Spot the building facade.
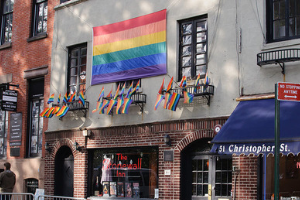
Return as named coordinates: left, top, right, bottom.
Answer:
left=45, top=0, right=300, bottom=200
left=0, top=0, right=56, bottom=194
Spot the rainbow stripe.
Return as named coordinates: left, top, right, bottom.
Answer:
left=179, top=76, right=187, bottom=88
left=129, top=80, right=140, bottom=98
left=183, top=91, right=194, bottom=104
left=158, top=78, right=164, bottom=94
left=114, top=84, right=120, bottom=100
left=163, top=93, right=172, bottom=109
left=57, top=94, right=61, bottom=104
left=69, top=93, right=76, bottom=102
left=106, top=99, right=117, bottom=115
left=56, top=106, right=69, bottom=118
left=167, top=93, right=181, bottom=111
left=116, top=98, right=124, bottom=114
left=92, top=9, right=167, bottom=85
left=92, top=101, right=102, bottom=113
left=97, top=87, right=105, bottom=102
left=79, top=91, right=85, bottom=106
left=53, top=106, right=61, bottom=114
left=47, top=94, right=55, bottom=104
left=106, top=87, right=113, bottom=98
left=67, top=92, right=71, bottom=102
left=122, top=98, right=133, bottom=114
left=45, top=107, right=55, bottom=118
left=154, top=94, right=164, bottom=110
left=166, top=77, right=173, bottom=92
left=126, top=82, right=134, bottom=98
left=99, top=99, right=110, bottom=114
left=63, top=92, right=68, bottom=103
left=40, top=108, right=50, bottom=117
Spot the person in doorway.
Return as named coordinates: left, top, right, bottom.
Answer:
left=0, top=162, right=16, bottom=200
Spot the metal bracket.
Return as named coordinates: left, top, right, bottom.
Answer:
left=276, top=61, right=285, bottom=74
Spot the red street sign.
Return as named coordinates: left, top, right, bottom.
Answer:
left=277, top=82, right=300, bottom=102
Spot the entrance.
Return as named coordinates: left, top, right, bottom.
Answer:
left=54, top=146, right=74, bottom=197
left=181, top=139, right=232, bottom=200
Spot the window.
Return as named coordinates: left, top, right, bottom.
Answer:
left=179, top=16, right=207, bottom=81
left=67, top=44, right=87, bottom=95
left=28, top=78, right=44, bottom=157
left=0, top=110, right=8, bottom=157
left=263, top=154, right=300, bottom=200
left=267, top=0, right=300, bottom=42
left=31, top=0, right=48, bottom=36
left=116, top=79, right=140, bottom=90
left=89, top=147, right=158, bottom=198
left=0, top=0, right=14, bottom=45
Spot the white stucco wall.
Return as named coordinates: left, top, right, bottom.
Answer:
left=48, top=0, right=300, bottom=131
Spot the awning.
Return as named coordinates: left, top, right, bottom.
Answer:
left=211, top=98, right=300, bottom=156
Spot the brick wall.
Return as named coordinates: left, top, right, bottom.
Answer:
left=45, top=118, right=227, bottom=199
left=233, top=155, right=258, bottom=200
left=0, top=0, right=58, bottom=159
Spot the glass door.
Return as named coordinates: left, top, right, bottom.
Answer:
left=192, top=155, right=232, bottom=200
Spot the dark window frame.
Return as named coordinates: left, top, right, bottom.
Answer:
left=27, top=78, right=44, bottom=158
left=67, top=43, right=87, bottom=96
left=178, top=15, right=208, bottom=82
left=0, top=0, right=14, bottom=45
left=0, top=109, right=8, bottom=158
left=31, top=0, right=48, bottom=37
left=60, top=0, right=70, bottom=3
left=266, top=0, right=300, bottom=43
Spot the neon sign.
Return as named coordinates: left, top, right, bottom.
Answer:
left=102, top=153, right=142, bottom=177
left=297, top=162, right=300, bottom=169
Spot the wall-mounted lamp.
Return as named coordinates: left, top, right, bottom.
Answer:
left=45, top=142, right=51, bottom=153
left=164, top=134, right=171, bottom=146
left=82, top=129, right=91, bottom=137
left=73, top=141, right=83, bottom=152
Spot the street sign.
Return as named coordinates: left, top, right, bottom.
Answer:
left=277, top=82, right=300, bottom=102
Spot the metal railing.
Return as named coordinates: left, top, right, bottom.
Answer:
left=0, top=193, right=86, bottom=200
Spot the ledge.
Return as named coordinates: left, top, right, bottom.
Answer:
left=0, top=42, right=12, bottom=50
left=54, top=0, right=88, bottom=11
left=236, top=93, right=275, bottom=101
left=27, top=33, right=48, bottom=43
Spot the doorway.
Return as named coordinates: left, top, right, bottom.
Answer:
left=181, top=138, right=232, bottom=200
left=54, top=146, right=74, bottom=197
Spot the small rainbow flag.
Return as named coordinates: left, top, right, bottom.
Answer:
left=57, top=94, right=61, bottom=104
left=194, top=74, right=201, bottom=93
left=106, top=99, right=117, bottom=115
left=92, top=101, right=102, bottom=113
left=45, top=107, right=55, bottom=118
left=114, top=84, right=120, bottom=100
left=40, top=108, right=50, bottom=117
left=158, top=78, right=164, bottom=94
left=129, top=80, right=140, bottom=97
left=179, top=76, right=187, bottom=88
left=67, top=92, right=71, bottom=102
left=126, top=82, right=134, bottom=98
left=47, top=94, right=55, bottom=104
left=163, top=92, right=172, bottom=109
left=183, top=91, right=194, bottom=103
left=53, top=106, right=61, bottom=114
left=166, top=77, right=173, bottom=92
left=122, top=98, right=133, bottom=114
left=69, top=93, right=76, bottom=102
left=99, top=99, right=110, bottom=114
left=78, top=91, right=85, bottom=106
left=120, top=84, right=126, bottom=96
left=204, top=73, right=209, bottom=85
left=97, top=87, right=105, bottom=102
left=116, top=98, right=124, bottom=114
left=167, top=92, right=181, bottom=111
left=154, top=94, right=164, bottom=110
left=56, top=106, right=69, bottom=118
left=107, top=87, right=113, bottom=98
left=63, top=92, right=68, bottom=103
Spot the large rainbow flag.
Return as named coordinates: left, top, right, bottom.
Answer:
left=92, top=9, right=167, bottom=85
